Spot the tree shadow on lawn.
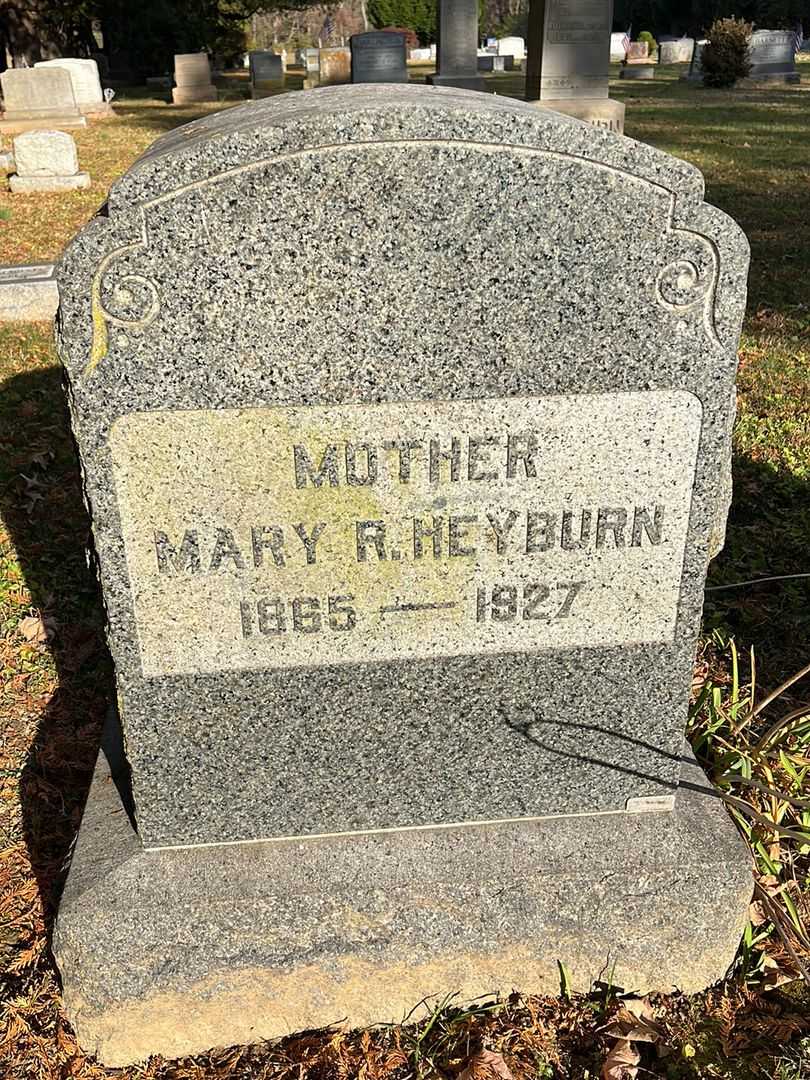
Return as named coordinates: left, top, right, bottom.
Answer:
left=1, top=361, right=808, bottom=942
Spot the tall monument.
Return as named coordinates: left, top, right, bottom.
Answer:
left=427, top=0, right=485, bottom=92
left=525, top=0, right=625, bottom=133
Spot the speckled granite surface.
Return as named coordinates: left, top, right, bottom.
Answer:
left=54, top=735, right=751, bottom=1065
left=55, top=86, right=749, bottom=848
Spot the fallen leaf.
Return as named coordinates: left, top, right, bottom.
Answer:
left=458, top=1049, right=515, bottom=1080
left=601, top=1037, right=640, bottom=1080
left=17, top=614, right=57, bottom=644
left=749, top=900, right=767, bottom=926
left=602, top=998, right=663, bottom=1043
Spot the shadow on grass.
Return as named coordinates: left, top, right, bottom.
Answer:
left=0, top=363, right=112, bottom=943
left=707, top=452, right=810, bottom=688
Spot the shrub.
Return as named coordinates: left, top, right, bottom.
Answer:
left=380, top=24, right=419, bottom=50
left=701, top=17, right=753, bottom=88
left=637, top=30, right=657, bottom=56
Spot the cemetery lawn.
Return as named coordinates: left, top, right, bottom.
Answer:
left=1, top=67, right=810, bottom=1079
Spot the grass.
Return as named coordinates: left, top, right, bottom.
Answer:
left=1, top=62, right=809, bottom=1078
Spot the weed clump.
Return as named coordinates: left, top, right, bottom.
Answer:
left=638, top=30, right=657, bottom=57
left=702, top=18, right=753, bottom=88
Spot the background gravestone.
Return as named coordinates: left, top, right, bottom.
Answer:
left=9, top=129, right=90, bottom=192
left=0, top=68, right=86, bottom=131
left=746, top=30, right=800, bottom=83
left=498, top=35, right=525, bottom=61
left=317, top=46, right=352, bottom=85
left=658, top=37, right=694, bottom=64
left=172, top=52, right=217, bottom=104
left=34, top=58, right=114, bottom=118
left=427, top=0, right=485, bottom=91
left=249, top=50, right=284, bottom=98
left=525, top=0, right=625, bottom=133
left=350, top=31, right=408, bottom=84
left=0, top=263, right=58, bottom=320
left=55, top=84, right=751, bottom=1067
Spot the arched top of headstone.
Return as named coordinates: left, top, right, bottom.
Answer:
left=59, top=84, right=748, bottom=388
left=108, top=85, right=706, bottom=206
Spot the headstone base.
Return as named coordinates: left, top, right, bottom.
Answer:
left=9, top=172, right=91, bottom=192
left=80, top=102, right=116, bottom=118
left=55, top=734, right=750, bottom=1068
left=0, top=115, right=87, bottom=132
left=250, top=82, right=284, bottom=99
left=620, top=65, right=655, bottom=80
left=742, top=72, right=800, bottom=84
left=427, top=74, right=486, bottom=92
left=527, top=97, right=625, bottom=135
left=171, top=86, right=218, bottom=104
left=0, top=263, right=58, bottom=320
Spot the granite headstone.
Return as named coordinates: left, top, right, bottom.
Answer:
left=746, top=29, right=800, bottom=83
left=610, top=31, right=627, bottom=61
left=526, top=0, right=625, bottom=133
left=427, top=0, right=485, bottom=92
left=249, top=51, right=284, bottom=98
left=172, top=53, right=218, bottom=104
left=34, top=58, right=114, bottom=118
left=54, top=83, right=751, bottom=1067
left=9, top=129, right=90, bottom=192
left=318, top=46, right=352, bottom=85
left=0, top=263, right=58, bottom=320
left=498, top=35, right=525, bottom=61
left=351, top=31, right=408, bottom=83
left=658, top=38, right=694, bottom=64
left=0, top=67, right=86, bottom=131
left=625, top=41, right=649, bottom=62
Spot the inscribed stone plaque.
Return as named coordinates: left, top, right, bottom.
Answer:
left=748, top=30, right=799, bottom=80
left=110, top=391, right=700, bottom=677
left=351, top=31, right=408, bottom=83
left=57, top=85, right=749, bottom=849
left=534, top=0, right=612, bottom=99
left=0, top=67, right=81, bottom=120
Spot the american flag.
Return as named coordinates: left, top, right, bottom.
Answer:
left=793, top=25, right=804, bottom=53
left=621, top=31, right=631, bottom=56
left=322, top=12, right=334, bottom=41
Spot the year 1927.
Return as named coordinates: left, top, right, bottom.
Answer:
left=476, top=581, right=586, bottom=622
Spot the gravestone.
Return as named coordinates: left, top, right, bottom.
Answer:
left=477, top=53, right=509, bottom=72
left=172, top=53, right=217, bottom=104
left=610, top=31, right=627, bottom=61
left=683, top=38, right=706, bottom=81
left=526, top=0, right=625, bottom=134
left=620, top=64, right=654, bottom=80
left=427, top=0, right=485, bottom=92
left=0, top=68, right=86, bottom=131
left=351, top=31, right=408, bottom=84
left=318, top=46, right=352, bottom=86
left=55, top=84, right=751, bottom=1067
left=498, top=35, right=525, bottom=61
left=746, top=29, right=800, bottom=83
left=9, top=129, right=90, bottom=192
left=658, top=38, right=694, bottom=64
left=299, top=47, right=319, bottom=73
left=625, top=41, right=649, bottom=62
left=34, top=58, right=114, bottom=118
left=249, top=51, right=284, bottom=98
left=0, top=263, right=58, bottom=320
